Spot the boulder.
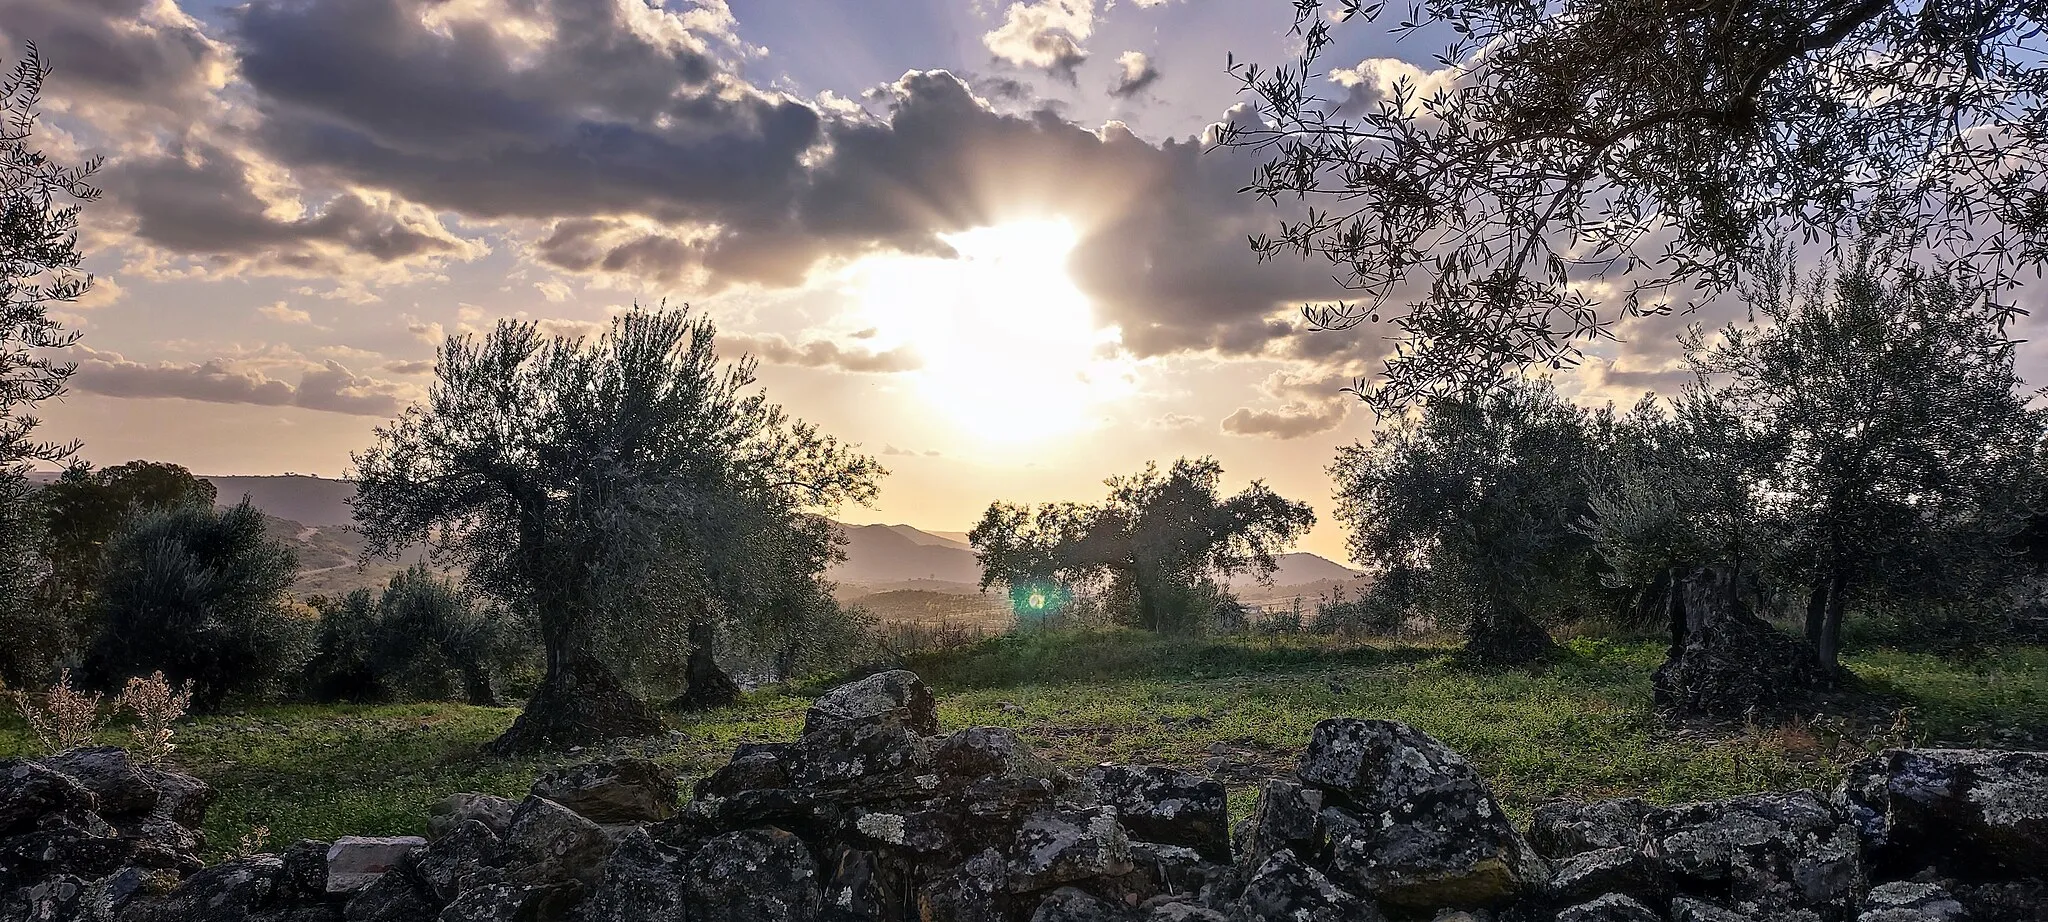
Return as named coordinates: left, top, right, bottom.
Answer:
left=1948, top=878, right=2048, bottom=922
left=529, top=759, right=677, bottom=825
left=1137, top=900, right=1228, bottom=921
left=436, top=881, right=580, bottom=922
left=682, top=827, right=822, bottom=922
left=1668, top=895, right=1758, bottom=922
left=935, top=727, right=1057, bottom=786
left=325, top=837, right=426, bottom=893
left=427, top=794, right=517, bottom=841
left=1858, top=881, right=1966, bottom=922
left=1298, top=719, right=1546, bottom=909
left=1233, top=779, right=1325, bottom=874
left=1837, top=748, right=2048, bottom=879
left=1102, top=841, right=1217, bottom=906
left=3, top=873, right=83, bottom=922
left=847, top=806, right=955, bottom=855
left=1555, top=893, right=1662, bottom=922
left=0, top=758, right=100, bottom=835
left=1528, top=799, right=1653, bottom=859
left=1082, top=765, right=1229, bottom=862
left=413, top=820, right=500, bottom=903
left=819, top=847, right=895, bottom=922
left=341, top=866, right=438, bottom=922
left=280, top=839, right=333, bottom=902
left=497, top=797, right=611, bottom=887
left=1007, top=806, right=1134, bottom=894
left=575, top=828, right=689, bottom=922
left=788, top=714, right=933, bottom=796
left=1031, top=886, right=1135, bottom=922
left=918, top=847, right=1012, bottom=922
left=693, top=746, right=790, bottom=800
left=804, top=670, right=939, bottom=736
left=81, top=866, right=181, bottom=922
left=1546, top=846, right=1660, bottom=906
left=38, top=748, right=159, bottom=819
left=144, top=855, right=287, bottom=922
left=142, top=767, right=216, bottom=830
left=1233, top=849, right=1381, bottom=922
left=1640, top=790, right=1864, bottom=920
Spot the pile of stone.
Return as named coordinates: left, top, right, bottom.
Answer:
left=2, top=668, right=2043, bottom=921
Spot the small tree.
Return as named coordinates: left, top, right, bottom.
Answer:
left=972, top=458, right=1315, bottom=633
left=353, top=307, right=880, bottom=752
left=1686, top=251, right=2047, bottom=674
left=372, top=565, right=506, bottom=706
left=1330, top=379, right=1605, bottom=662
left=82, top=501, right=303, bottom=711
left=304, top=589, right=383, bottom=703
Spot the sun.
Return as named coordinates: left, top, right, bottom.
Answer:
left=852, top=218, right=1131, bottom=444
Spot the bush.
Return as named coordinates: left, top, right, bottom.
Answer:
left=305, top=566, right=529, bottom=706
left=81, top=500, right=305, bottom=710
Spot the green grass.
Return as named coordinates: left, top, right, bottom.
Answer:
left=4, top=630, right=2043, bottom=858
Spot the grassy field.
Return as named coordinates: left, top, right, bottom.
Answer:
left=4, top=630, right=2043, bottom=860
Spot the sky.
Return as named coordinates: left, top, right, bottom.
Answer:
left=8, top=0, right=2044, bottom=561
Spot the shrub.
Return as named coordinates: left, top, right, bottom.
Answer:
left=115, top=671, right=193, bottom=763
left=8, top=669, right=109, bottom=755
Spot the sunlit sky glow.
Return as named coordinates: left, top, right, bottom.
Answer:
left=9, top=0, right=2043, bottom=561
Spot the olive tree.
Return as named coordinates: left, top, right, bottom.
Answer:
left=1224, top=0, right=2047, bottom=408
left=972, top=457, right=1315, bottom=633
left=352, top=307, right=879, bottom=753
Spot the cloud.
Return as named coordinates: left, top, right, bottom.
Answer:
left=383, top=360, right=433, bottom=375
left=1108, top=51, right=1160, bottom=98
left=983, top=0, right=1094, bottom=79
left=71, top=346, right=416, bottom=417
left=0, top=0, right=232, bottom=122
left=1220, top=402, right=1348, bottom=439
left=534, top=280, right=572, bottom=303
left=258, top=301, right=311, bottom=324
left=1143, top=412, right=1200, bottom=430
left=720, top=332, right=921, bottom=373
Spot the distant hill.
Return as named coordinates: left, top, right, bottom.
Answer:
left=207, top=475, right=357, bottom=526
left=1226, top=552, right=1363, bottom=591
left=829, top=523, right=981, bottom=584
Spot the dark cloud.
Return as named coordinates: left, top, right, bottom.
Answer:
left=719, top=332, right=921, bottom=373
left=0, top=0, right=227, bottom=116
left=1108, top=51, right=1160, bottom=98
left=73, top=347, right=414, bottom=416
left=1220, top=402, right=1348, bottom=439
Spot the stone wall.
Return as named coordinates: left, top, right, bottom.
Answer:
left=3, top=669, right=2043, bottom=921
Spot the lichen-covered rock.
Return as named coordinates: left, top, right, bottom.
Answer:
left=684, top=827, right=821, bottom=922
left=3, top=873, right=83, bottom=922
left=436, top=880, right=580, bottom=922
left=1298, top=719, right=1546, bottom=909
left=497, top=797, right=611, bottom=887
left=1099, top=841, right=1217, bottom=907
left=1137, top=899, right=1227, bottom=922
left=1668, top=895, right=1757, bottom=922
left=325, top=837, right=426, bottom=893
left=1547, top=845, right=1660, bottom=906
left=788, top=714, right=933, bottom=797
left=411, top=821, right=498, bottom=904
left=1837, top=748, right=2048, bottom=879
left=144, top=768, right=217, bottom=831
left=341, top=865, right=437, bottom=922
left=1640, top=790, right=1864, bottom=921
left=1233, top=849, right=1381, bottom=922
left=1857, top=881, right=1966, bottom=922
left=575, top=828, right=688, bottom=922
left=847, top=806, right=954, bottom=855
left=694, top=746, right=791, bottom=800
left=529, top=758, right=678, bottom=825
left=144, top=855, right=287, bottom=921
left=1232, top=779, right=1325, bottom=875
left=1528, top=799, right=1653, bottom=859
left=427, top=794, right=516, bottom=841
left=819, top=847, right=897, bottom=922
left=804, top=670, right=938, bottom=737
left=1031, top=886, right=1135, bottom=922
left=39, top=748, right=159, bottom=819
left=1, top=758, right=100, bottom=835
left=918, top=847, right=1012, bottom=922
left=81, top=866, right=180, bottom=922
left=1007, top=806, right=1133, bottom=894
left=1948, top=878, right=2048, bottom=922
left=934, top=728, right=1057, bottom=786
left=1555, top=893, right=1662, bottom=922
left=1082, top=765, right=1229, bottom=863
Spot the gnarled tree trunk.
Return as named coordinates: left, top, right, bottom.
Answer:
left=672, top=610, right=740, bottom=712
left=1653, top=563, right=1827, bottom=721
left=1462, top=602, right=1554, bottom=665
left=487, top=602, right=661, bottom=754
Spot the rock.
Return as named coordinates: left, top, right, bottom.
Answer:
left=819, top=848, right=895, bottom=922
left=788, top=714, right=933, bottom=796
left=1298, top=719, right=1546, bottom=909
left=326, top=837, right=427, bottom=893
left=1668, top=896, right=1756, bottom=922
left=1233, top=849, right=1381, bottom=922
left=1083, top=765, right=1229, bottom=863
left=1640, top=790, right=1864, bottom=920
left=80, top=866, right=180, bottom=922
left=1858, top=881, right=1966, bottom=922
left=428, top=795, right=517, bottom=841
left=142, top=767, right=216, bottom=830
left=1102, top=841, right=1216, bottom=906
left=1528, top=799, right=1652, bottom=859
left=847, top=806, right=954, bottom=855
left=4, top=873, right=83, bottom=922
left=38, top=748, right=159, bottom=819
left=574, top=828, right=690, bottom=922
left=340, top=864, right=438, bottom=922
left=694, top=747, right=790, bottom=800
left=1031, top=886, right=1136, bottom=921
left=0, top=758, right=100, bottom=835
left=280, top=839, right=333, bottom=901
left=413, top=821, right=499, bottom=903
left=498, top=797, right=611, bottom=887
left=1555, top=893, right=1662, bottom=922
left=919, top=847, right=1012, bottom=922
left=1838, top=748, right=2048, bottom=879
left=804, top=670, right=938, bottom=737
left=1948, top=878, right=2048, bottom=922
left=1233, top=779, right=1325, bottom=874
left=1137, top=900, right=1228, bottom=922
left=935, top=727, right=1057, bottom=786
left=1546, top=845, right=1660, bottom=905
left=683, top=827, right=822, bottom=922
left=146, top=855, right=287, bottom=921
left=436, top=881, right=580, bottom=922
left=1007, top=806, right=1134, bottom=894
left=529, top=759, right=677, bottom=825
